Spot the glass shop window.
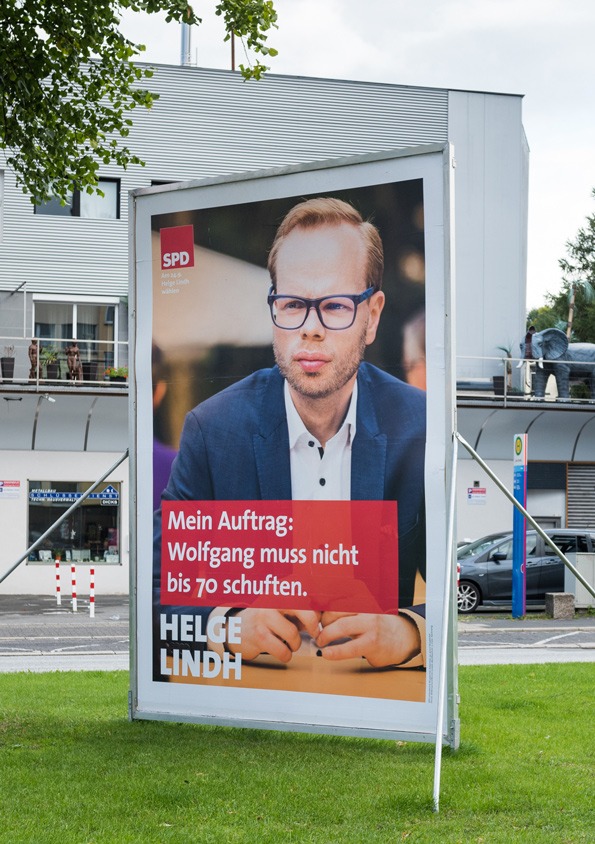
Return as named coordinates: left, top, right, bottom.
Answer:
left=28, top=481, right=121, bottom=564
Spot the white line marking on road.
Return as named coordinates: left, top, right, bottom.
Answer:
left=533, top=631, right=581, bottom=646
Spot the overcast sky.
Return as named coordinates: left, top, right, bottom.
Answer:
left=121, top=0, right=595, bottom=310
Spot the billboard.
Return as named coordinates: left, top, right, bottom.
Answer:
left=131, top=146, right=457, bottom=744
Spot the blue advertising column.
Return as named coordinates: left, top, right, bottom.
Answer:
left=512, top=434, right=528, bottom=617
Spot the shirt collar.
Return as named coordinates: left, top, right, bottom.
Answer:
left=284, top=378, right=358, bottom=449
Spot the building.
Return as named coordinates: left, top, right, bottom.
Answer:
left=2, top=62, right=588, bottom=598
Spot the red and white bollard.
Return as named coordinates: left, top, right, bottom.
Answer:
left=89, top=567, right=95, bottom=618
left=71, top=564, right=77, bottom=613
left=55, top=561, right=62, bottom=606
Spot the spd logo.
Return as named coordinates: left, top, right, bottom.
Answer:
left=160, top=225, right=195, bottom=270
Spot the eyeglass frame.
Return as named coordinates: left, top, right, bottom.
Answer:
left=267, top=285, right=376, bottom=331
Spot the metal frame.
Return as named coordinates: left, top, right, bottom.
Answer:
left=128, top=146, right=459, bottom=806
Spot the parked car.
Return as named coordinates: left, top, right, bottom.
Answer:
left=457, top=529, right=595, bottom=613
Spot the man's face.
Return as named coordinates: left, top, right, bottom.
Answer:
left=272, top=222, right=385, bottom=401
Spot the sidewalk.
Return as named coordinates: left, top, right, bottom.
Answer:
left=457, top=610, right=595, bottom=665
left=458, top=612, right=595, bottom=630
left=0, top=593, right=129, bottom=617
left=0, top=593, right=129, bottom=673
left=0, top=594, right=594, bottom=671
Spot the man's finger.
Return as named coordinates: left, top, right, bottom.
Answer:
left=319, top=637, right=364, bottom=661
left=316, top=614, right=363, bottom=646
left=320, top=611, right=356, bottom=627
left=286, top=609, right=321, bottom=639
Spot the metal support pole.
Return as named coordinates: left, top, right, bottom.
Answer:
left=455, top=433, right=595, bottom=600
left=89, top=567, right=95, bottom=618
left=433, top=433, right=459, bottom=812
left=180, top=22, right=191, bottom=66
left=0, top=450, right=129, bottom=585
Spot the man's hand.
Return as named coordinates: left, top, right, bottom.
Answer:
left=231, top=609, right=321, bottom=663
left=316, top=612, right=421, bottom=668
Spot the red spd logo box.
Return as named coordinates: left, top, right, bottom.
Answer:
left=160, top=225, right=195, bottom=270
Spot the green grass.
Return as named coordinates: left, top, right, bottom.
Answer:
left=1, top=665, right=593, bottom=843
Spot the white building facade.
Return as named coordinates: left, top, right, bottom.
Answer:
left=3, top=63, right=586, bottom=597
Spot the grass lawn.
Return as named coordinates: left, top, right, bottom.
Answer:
left=1, top=664, right=593, bottom=843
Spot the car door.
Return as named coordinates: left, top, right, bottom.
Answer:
left=539, top=533, right=582, bottom=595
left=485, top=538, right=513, bottom=600
left=486, top=534, right=540, bottom=601
left=524, top=533, right=541, bottom=599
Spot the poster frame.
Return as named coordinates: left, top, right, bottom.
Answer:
left=128, top=144, right=458, bottom=748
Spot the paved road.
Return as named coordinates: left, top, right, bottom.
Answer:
left=457, top=615, right=595, bottom=665
left=0, top=595, right=594, bottom=671
left=0, top=595, right=129, bottom=673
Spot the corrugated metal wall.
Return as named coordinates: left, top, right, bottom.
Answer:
left=135, top=68, right=449, bottom=178
left=0, top=66, right=448, bottom=298
left=567, top=464, right=595, bottom=528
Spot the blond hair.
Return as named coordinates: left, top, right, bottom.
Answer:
left=267, top=197, right=384, bottom=292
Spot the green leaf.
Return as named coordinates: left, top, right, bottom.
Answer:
left=1, top=0, right=278, bottom=203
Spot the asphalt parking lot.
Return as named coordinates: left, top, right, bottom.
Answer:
left=0, top=594, right=593, bottom=671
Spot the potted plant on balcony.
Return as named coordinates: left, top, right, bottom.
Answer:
left=105, top=365, right=128, bottom=383
left=0, top=345, right=15, bottom=383
left=41, top=346, right=60, bottom=380
left=82, top=357, right=98, bottom=382
left=494, top=344, right=514, bottom=395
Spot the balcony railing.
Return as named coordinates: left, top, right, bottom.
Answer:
left=2, top=339, right=593, bottom=405
left=456, top=355, right=595, bottom=405
left=0, top=336, right=129, bottom=390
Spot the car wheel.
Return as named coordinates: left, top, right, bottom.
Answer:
left=458, top=581, right=481, bottom=614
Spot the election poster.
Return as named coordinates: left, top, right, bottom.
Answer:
left=131, top=147, right=456, bottom=743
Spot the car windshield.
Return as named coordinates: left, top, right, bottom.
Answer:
left=457, top=534, right=511, bottom=560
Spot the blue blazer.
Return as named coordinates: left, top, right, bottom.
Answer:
left=154, top=362, right=426, bottom=610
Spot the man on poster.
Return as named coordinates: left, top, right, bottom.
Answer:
left=154, top=197, right=426, bottom=670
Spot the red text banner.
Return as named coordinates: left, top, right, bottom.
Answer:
left=161, top=500, right=399, bottom=613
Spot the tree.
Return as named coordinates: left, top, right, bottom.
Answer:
left=525, top=305, right=561, bottom=334
left=558, top=188, right=595, bottom=338
left=527, top=290, right=595, bottom=343
left=0, top=0, right=278, bottom=205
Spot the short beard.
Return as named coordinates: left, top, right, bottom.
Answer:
left=273, top=329, right=367, bottom=401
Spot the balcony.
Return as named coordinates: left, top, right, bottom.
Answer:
left=456, top=355, right=595, bottom=411
left=0, top=336, right=129, bottom=396
left=456, top=356, right=595, bottom=462
left=0, top=336, right=129, bottom=451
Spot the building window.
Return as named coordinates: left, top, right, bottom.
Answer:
left=34, top=179, right=120, bottom=219
left=32, top=296, right=125, bottom=378
left=28, top=481, right=121, bottom=563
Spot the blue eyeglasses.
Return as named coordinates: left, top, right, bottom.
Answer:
left=268, top=286, right=375, bottom=330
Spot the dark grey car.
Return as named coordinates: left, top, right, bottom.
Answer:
left=457, top=529, right=595, bottom=613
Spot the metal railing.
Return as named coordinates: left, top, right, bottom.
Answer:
left=456, top=354, right=595, bottom=404
left=3, top=339, right=593, bottom=403
left=0, top=335, right=129, bottom=389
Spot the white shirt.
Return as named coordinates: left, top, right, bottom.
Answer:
left=284, top=379, right=357, bottom=500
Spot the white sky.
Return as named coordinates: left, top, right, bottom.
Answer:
left=120, top=0, right=595, bottom=311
